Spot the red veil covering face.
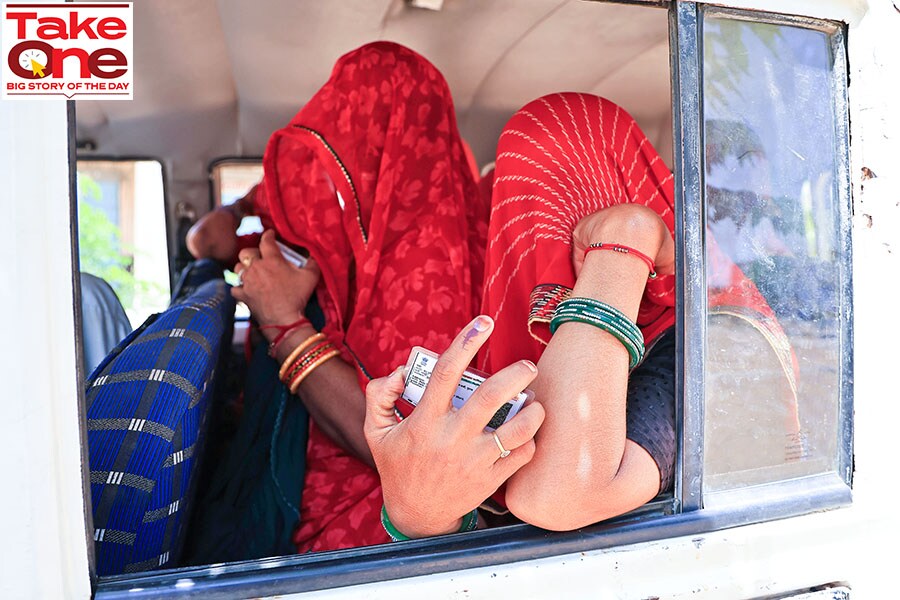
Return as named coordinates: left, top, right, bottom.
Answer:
left=256, top=42, right=488, bottom=551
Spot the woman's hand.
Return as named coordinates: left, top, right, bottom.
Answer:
left=571, top=204, right=675, bottom=278
left=364, top=316, right=546, bottom=538
left=231, top=230, right=321, bottom=329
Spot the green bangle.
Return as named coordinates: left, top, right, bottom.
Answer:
left=459, top=507, right=479, bottom=533
left=381, top=505, right=479, bottom=542
left=552, top=307, right=643, bottom=349
left=550, top=297, right=645, bottom=369
left=380, top=505, right=410, bottom=541
left=553, top=298, right=643, bottom=341
left=552, top=313, right=644, bottom=368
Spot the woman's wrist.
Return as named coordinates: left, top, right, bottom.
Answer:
left=577, top=204, right=668, bottom=263
left=382, top=501, right=469, bottom=539
left=270, top=323, right=318, bottom=363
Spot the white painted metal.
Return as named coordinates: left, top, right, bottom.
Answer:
left=290, top=509, right=864, bottom=599
left=0, top=100, right=93, bottom=597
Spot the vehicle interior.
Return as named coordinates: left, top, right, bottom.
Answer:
left=72, top=0, right=851, bottom=595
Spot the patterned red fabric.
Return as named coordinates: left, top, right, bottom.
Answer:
left=480, top=93, right=792, bottom=367
left=479, top=92, right=799, bottom=432
left=258, top=42, right=488, bottom=552
left=480, top=93, right=679, bottom=372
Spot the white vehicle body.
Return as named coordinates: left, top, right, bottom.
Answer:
left=2, top=0, right=898, bottom=598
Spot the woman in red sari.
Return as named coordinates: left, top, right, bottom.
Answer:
left=232, top=41, right=798, bottom=547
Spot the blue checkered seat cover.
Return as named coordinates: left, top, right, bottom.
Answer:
left=86, top=280, right=234, bottom=575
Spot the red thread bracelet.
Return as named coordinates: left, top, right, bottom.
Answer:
left=585, top=243, right=657, bottom=279
left=261, top=316, right=312, bottom=357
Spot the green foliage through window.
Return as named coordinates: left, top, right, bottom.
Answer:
left=77, top=171, right=163, bottom=312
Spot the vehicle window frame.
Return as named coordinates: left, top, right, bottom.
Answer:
left=86, top=2, right=854, bottom=596
left=75, top=155, right=174, bottom=292
left=208, top=156, right=265, bottom=212
left=674, top=3, right=854, bottom=509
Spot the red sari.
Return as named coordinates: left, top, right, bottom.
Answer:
left=257, top=42, right=488, bottom=551
left=258, top=44, right=798, bottom=552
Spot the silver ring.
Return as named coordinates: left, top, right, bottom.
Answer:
left=235, top=271, right=243, bottom=287
left=492, top=431, right=511, bottom=459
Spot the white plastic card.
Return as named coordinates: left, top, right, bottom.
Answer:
left=398, top=346, right=530, bottom=431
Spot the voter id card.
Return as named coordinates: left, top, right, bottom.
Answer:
left=276, top=240, right=308, bottom=268
left=396, top=346, right=532, bottom=431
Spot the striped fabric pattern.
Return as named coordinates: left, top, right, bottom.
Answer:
left=86, top=280, right=234, bottom=576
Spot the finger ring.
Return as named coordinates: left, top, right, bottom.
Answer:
left=492, top=431, right=511, bottom=459
left=235, top=271, right=244, bottom=287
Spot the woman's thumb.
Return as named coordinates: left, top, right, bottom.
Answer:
left=364, top=366, right=407, bottom=440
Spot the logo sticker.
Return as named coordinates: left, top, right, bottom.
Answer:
left=2, top=2, right=133, bottom=100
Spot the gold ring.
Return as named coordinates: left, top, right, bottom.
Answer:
left=492, top=431, right=511, bottom=459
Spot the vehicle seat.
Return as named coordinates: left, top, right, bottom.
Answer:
left=86, top=279, right=234, bottom=575
left=170, top=257, right=226, bottom=305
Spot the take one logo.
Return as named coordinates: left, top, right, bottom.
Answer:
left=2, top=2, right=133, bottom=100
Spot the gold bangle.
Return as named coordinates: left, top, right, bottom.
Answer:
left=279, top=332, right=325, bottom=379
left=283, top=341, right=333, bottom=385
left=289, top=349, right=340, bottom=394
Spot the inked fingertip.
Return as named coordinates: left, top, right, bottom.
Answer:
left=473, top=315, right=493, bottom=332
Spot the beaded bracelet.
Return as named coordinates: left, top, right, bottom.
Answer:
left=550, top=297, right=645, bottom=369
left=586, top=242, right=657, bottom=279
left=380, top=505, right=479, bottom=542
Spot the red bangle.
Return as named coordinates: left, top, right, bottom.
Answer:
left=286, top=344, right=339, bottom=394
left=261, top=316, right=312, bottom=357
left=282, top=340, right=332, bottom=385
left=585, top=243, right=657, bottom=279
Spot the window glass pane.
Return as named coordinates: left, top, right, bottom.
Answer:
left=212, top=161, right=264, bottom=236
left=77, top=160, right=170, bottom=328
left=702, top=16, right=844, bottom=491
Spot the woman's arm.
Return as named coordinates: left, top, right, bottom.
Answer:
left=232, top=229, right=373, bottom=465
left=505, top=204, right=675, bottom=531
left=186, top=184, right=258, bottom=264
left=269, top=325, right=373, bottom=466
